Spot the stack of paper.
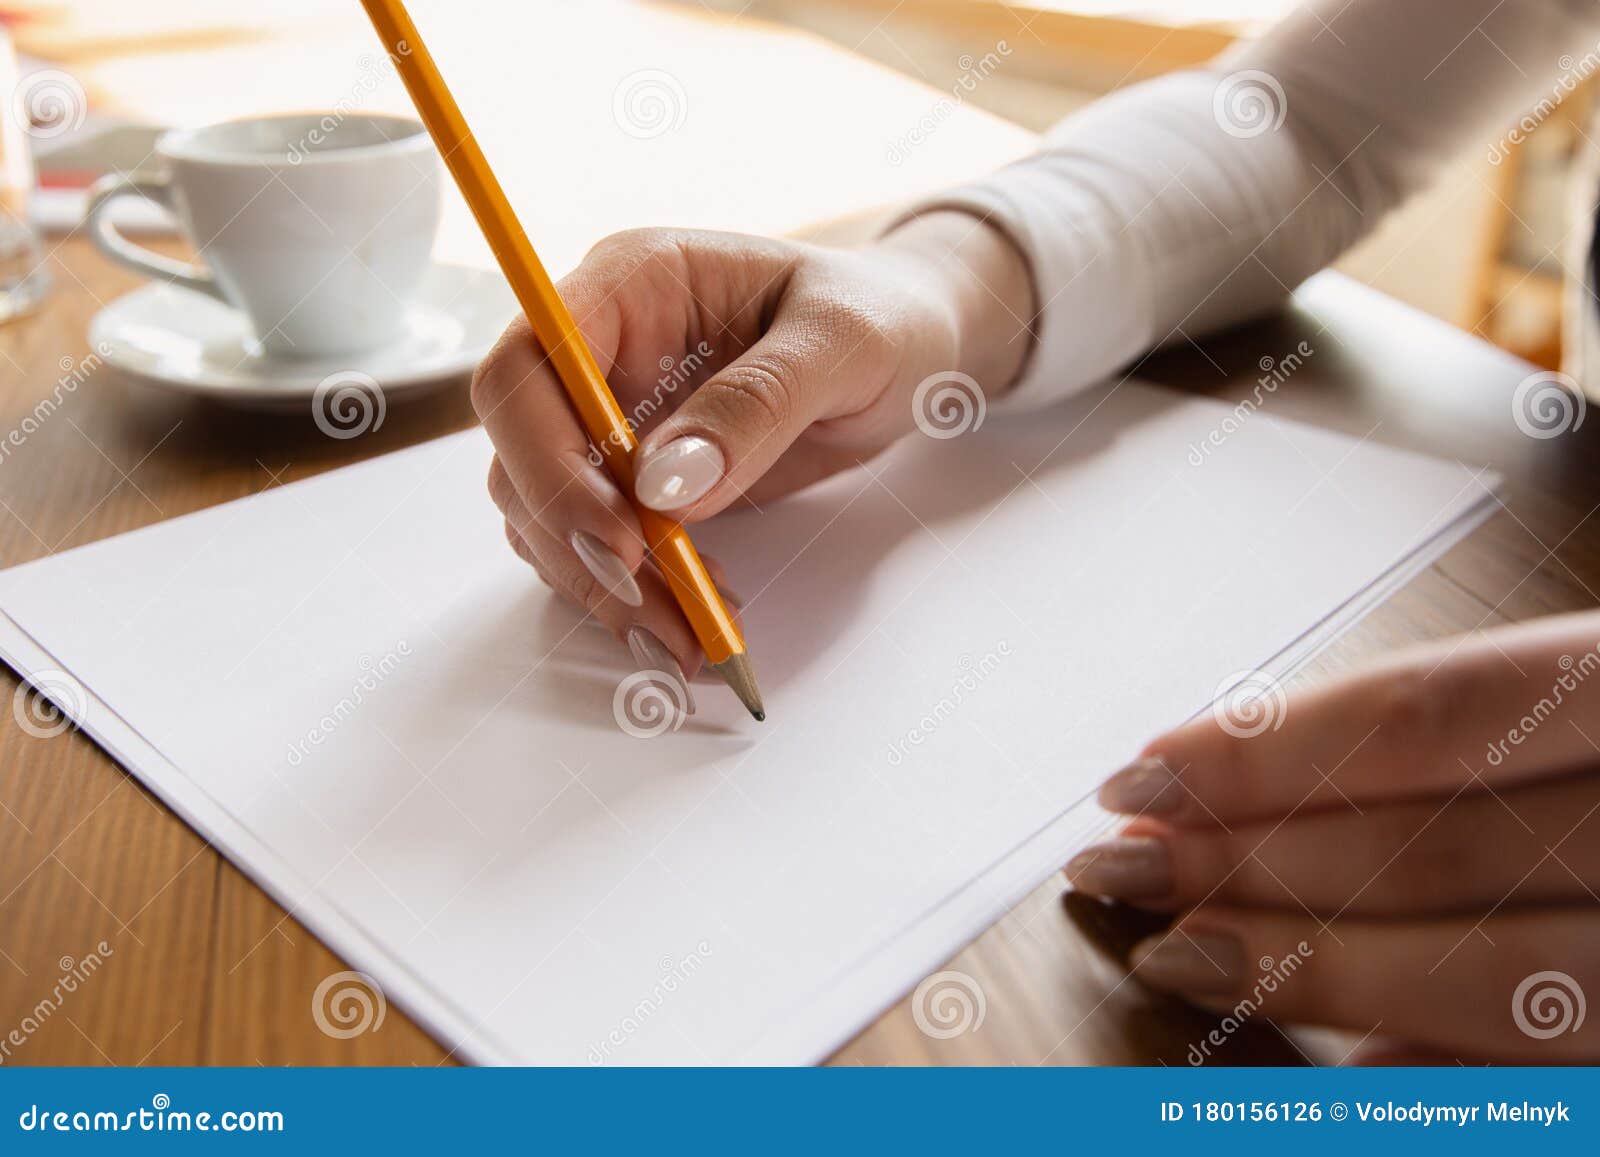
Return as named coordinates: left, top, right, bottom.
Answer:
left=0, top=383, right=1495, bottom=1062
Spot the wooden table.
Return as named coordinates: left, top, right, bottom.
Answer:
left=2, top=226, right=1591, bottom=1065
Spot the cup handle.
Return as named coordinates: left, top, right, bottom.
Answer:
left=83, top=173, right=229, bottom=304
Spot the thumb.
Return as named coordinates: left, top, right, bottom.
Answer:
left=631, top=320, right=848, bottom=519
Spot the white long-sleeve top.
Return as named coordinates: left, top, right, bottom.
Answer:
left=924, top=0, right=1600, bottom=406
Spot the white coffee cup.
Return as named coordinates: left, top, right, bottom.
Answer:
left=85, top=113, right=440, bottom=358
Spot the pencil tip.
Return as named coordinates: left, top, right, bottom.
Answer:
left=709, top=652, right=765, bottom=722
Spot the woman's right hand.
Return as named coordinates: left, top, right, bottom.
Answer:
left=471, top=212, right=1034, bottom=696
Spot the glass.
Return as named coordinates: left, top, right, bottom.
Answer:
left=1, top=26, right=52, bottom=324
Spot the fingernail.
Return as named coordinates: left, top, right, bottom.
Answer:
left=1066, top=837, right=1172, bottom=900
left=1099, top=757, right=1184, bottom=817
left=569, top=530, right=643, bottom=607
left=635, top=436, right=724, bottom=511
left=626, top=627, right=696, bottom=715
left=1130, top=930, right=1243, bottom=995
left=715, top=584, right=744, bottom=610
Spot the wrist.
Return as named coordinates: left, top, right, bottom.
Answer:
left=874, top=209, right=1036, bottom=400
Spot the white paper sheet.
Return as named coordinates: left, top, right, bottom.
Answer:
left=0, top=382, right=1496, bottom=1064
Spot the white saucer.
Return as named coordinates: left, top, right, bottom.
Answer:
left=89, top=262, right=517, bottom=411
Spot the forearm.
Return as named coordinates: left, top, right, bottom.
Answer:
left=909, top=0, right=1600, bottom=409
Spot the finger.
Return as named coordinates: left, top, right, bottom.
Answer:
left=497, top=480, right=704, bottom=681
left=1101, top=612, right=1600, bottom=826
left=474, top=305, right=649, bottom=609
left=1069, top=766, right=1600, bottom=915
left=494, top=455, right=746, bottom=645
left=1128, top=906, right=1600, bottom=1062
left=631, top=302, right=886, bottom=520
left=502, top=515, right=542, bottom=571
left=485, top=438, right=644, bottom=607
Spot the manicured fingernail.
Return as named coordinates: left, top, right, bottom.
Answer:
left=1130, top=930, right=1243, bottom=995
left=626, top=626, right=696, bottom=715
left=1066, top=836, right=1172, bottom=900
left=569, top=530, right=643, bottom=607
left=1099, top=757, right=1184, bottom=817
left=635, top=436, right=724, bottom=511
left=715, top=584, right=744, bottom=610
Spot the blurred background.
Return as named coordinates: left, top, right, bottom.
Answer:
left=0, top=0, right=1586, bottom=367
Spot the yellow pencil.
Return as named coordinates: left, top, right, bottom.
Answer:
left=358, top=0, right=763, bottom=720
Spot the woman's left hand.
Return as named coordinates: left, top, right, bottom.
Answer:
left=1068, top=609, right=1600, bottom=1063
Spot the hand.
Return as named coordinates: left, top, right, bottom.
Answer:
left=472, top=213, right=1033, bottom=694
left=1068, top=610, right=1600, bottom=1063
